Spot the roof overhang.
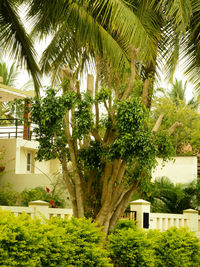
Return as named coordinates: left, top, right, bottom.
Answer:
left=0, top=83, right=35, bottom=102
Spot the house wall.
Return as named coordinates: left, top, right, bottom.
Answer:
left=0, top=139, right=16, bottom=172
left=0, top=173, right=52, bottom=192
left=152, top=156, right=197, bottom=184
left=0, top=138, right=61, bottom=191
left=0, top=138, right=60, bottom=175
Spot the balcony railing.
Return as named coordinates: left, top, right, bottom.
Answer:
left=0, top=119, right=36, bottom=140
left=121, top=211, right=136, bottom=220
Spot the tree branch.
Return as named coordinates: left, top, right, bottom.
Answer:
left=95, top=56, right=100, bottom=128
left=87, top=74, right=94, bottom=97
left=121, top=46, right=137, bottom=100
left=168, top=122, right=183, bottom=135
left=92, top=128, right=103, bottom=144
left=152, top=114, right=164, bottom=133
left=115, top=72, right=120, bottom=99
left=61, top=157, right=78, bottom=217
left=142, top=78, right=150, bottom=107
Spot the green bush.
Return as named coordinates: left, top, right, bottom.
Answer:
left=113, top=219, right=137, bottom=233
left=0, top=184, right=18, bottom=206
left=108, top=228, right=156, bottom=267
left=154, top=227, right=200, bottom=267
left=0, top=210, right=111, bottom=266
left=108, top=226, right=200, bottom=267
left=20, top=186, right=65, bottom=208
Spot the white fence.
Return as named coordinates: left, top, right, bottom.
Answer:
left=130, top=199, right=200, bottom=237
left=1, top=199, right=200, bottom=237
left=0, top=200, right=73, bottom=220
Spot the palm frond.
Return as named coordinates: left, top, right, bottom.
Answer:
left=0, top=0, right=41, bottom=95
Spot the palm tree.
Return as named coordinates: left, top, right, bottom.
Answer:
left=0, top=62, right=19, bottom=87
left=20, top=0, right=200, bottom=110
left=23, top=0, right=161, bottom=79
left=168, top=79, right=187, bottom=105
left=0, top=60, right=33, bottom=120
left=0, top=0, right=40, bottom=94
left=157, top=78, right=199, bottom=109
left=146, top=177, right=192, bottom=214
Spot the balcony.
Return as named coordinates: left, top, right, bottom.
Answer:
left=0, top=119, right=36, bottom=140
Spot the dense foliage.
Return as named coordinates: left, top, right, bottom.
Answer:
left=151, top=96, right=200, bottom=155
left=0, top=184, right=18, bottom=206
left=30, top=76, right=175, bottom=233
left=109, top=228, right=156, bottom=267
left=152, top=227, right=200, bottom=267
left=0, top=210, right=200, bottom=266
left=20, top=186, right=65, bottom=208
left=0, top=211, right=111, bottom=266
left=109, top=226, right=200, bottom=267
left=0, top=186, right=65, bottom=208
left=140, top=177, right=200, bottom=214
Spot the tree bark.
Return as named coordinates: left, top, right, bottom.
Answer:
left=121, top=45, right=136, bottom=100
left=152, top=114, right=164, bottom=133
left=168, top=122, right=182, bottom=135
left=65, top=112, right=84, bottom=218
left=95, top=56, right=100, bottom=127
left=142, top=79, right=150, bottom=107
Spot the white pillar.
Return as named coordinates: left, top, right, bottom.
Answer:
left=130, top=199, right=150, bottom=229
left=183, top=209, right=198, bottom=233
left=29, top=200, right=49, bottom=220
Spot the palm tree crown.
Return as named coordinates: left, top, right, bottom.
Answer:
left=0, top=0, right=40, bottom=94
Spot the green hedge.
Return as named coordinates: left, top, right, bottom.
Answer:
left=108, top=228, right=156, bottom=267
left=152, top=227, right=200, bottom=267
left=0, top=210, right=111, bottom=266
left=109, top=224, right=200, bottom=267
left=1, top=211, right=200, bottom=267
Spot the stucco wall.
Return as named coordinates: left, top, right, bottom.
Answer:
left=152, top=157, right=197, bottom=184
left=0, top=138, right=60, bottom=175
left=0, top=173, right=52, bottom=192
left=0, top=139, right=16, bottom=172
left=0, top=138, right=72, bottom=207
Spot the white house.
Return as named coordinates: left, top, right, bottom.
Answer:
left=152, top=156, right=198, bottom=184
left=0, top=79, right=61, bottom=192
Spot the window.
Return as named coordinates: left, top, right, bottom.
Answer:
left=27, top=152, right=31, bottom=172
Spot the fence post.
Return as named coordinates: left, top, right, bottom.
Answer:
left=183, top=209, right=198, bottom=233
left=28, top=200, right=49, bottom=220
left=130, top=199, right=151, bottom=229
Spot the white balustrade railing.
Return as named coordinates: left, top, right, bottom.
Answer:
left=0, top=200, right=73, bottom=220
left=150, top=213, right=188, bottom=231
left=1, top=199, right=200, bottom=237
left=130, top=199, right=200, bottom=237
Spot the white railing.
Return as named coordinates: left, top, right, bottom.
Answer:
left=1, top=199, right=200, bottom=237
left=0, top=200, right=73, bottom=220
left=150, top=213, right=188, bottom=231
left=130, top=199, right=200, bottom=237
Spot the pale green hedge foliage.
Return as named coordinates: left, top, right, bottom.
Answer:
left=151, top=227, right=200, bottom=267
left=0, top=210, right=111, bottom=266
left=109, top=226, right=200, bottom=267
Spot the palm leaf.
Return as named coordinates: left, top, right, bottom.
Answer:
left=0, top=0, right=41, bottom=95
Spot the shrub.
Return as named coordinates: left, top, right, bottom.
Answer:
left=154, top=227, right=200, bottom=267
left=113, top=219, right=137, bottom=233
left=20, top=186, right=65, bottom=208
left=0, top=184, right=18, bottom=206
left=0, top=210, right=111, bottom=266
left=108, top=228, right=156, bottom=267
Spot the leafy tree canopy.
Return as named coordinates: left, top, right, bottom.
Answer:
left=30, top=59, right=176, bottom=234
left=151, top=95, right=200, bottom=155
